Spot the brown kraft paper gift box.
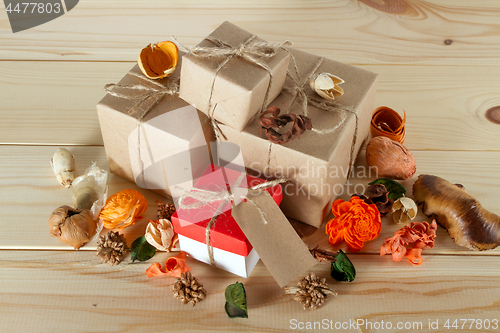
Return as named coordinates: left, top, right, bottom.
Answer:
left=96, top=55, right=215, bottom=199
left=219, top=47, right=378, bottom=228
left=179, top=21, right=291, bottom=132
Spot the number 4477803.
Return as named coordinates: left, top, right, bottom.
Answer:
left=444, top=319, right=498, bottom=330
left=6, top=2, right=62, bottom=14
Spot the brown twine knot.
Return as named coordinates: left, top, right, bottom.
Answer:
left=174, top=35, right=290, bottom=142
left=104, top=71, right=180, bottom=187
left=176, top=173, right=287, bottom=266
left=104, top=71, right=179, bottom=120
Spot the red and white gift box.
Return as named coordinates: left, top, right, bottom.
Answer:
left=171, top=164, right=282, bottom=278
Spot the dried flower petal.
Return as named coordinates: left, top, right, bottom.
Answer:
left=391, top=197, right=418, bottom=224
left=309, top=73, right=344, bottom=101
left=145, top=219, right=179, bottom=252
left=138, top=41, right=178, bottom=79
left=380, top=220, right=437, bottom=265
left=99, top=189, right=148, bottom=230
left=325, top=196, right=381, bottom=252
left=259, top=106, right=312, bottom=144
left=146, top=251, right=190, bottom=278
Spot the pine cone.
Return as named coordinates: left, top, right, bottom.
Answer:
left=285, top=272, right=337, bottom=310
left=172, top=272, right=206, bottom=306
left=156, top=200, right=176, bottom=220
left=96, top=231, right=128, bottom=265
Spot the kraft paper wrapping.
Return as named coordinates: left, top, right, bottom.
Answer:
left=220, top=47, right=379, bottom=227
left=179, top=21, right=291, bottom=132
left=96, top=57, right=215, bottom=199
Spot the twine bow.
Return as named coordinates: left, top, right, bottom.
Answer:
left=175, top=35, right=290, bottom=142
left=275, top=56, right=359, bottom=178
left=104, top=71, right=180, bottom=187
left=176, top=173, right=287, bottom=265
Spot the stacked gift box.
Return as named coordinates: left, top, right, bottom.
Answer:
left=96, top=21, right=378, bottom=285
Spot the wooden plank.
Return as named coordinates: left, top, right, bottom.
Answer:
left=1, top=0, right=500, bottom=65
left=1, top=250, right=499, bottom=333
left=1, top=145, right=499, bottom=256
left=2, top=61, right=500, bottom=149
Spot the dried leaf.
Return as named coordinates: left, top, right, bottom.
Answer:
left=369, top=178, right=406, bottom=201
left=131, top=235, right=156, bottom=262
left=330, top=250, right=356, bottom=282
left=309, top=247, right=337, bottom=263
left=259, top=106, right=312, bottom=144
left=225, top=282, right=248, bottom=318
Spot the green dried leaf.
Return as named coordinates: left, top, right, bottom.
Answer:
left=369, top=178, right=406, bottom=201
left=130, top=235, right=156, bottom=262
left=224, top=282, right=248, bottom=318
left=330, top=250, right=356, bottom=282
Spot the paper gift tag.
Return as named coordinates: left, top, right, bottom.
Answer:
left=232, top=190, right=317, bottom=287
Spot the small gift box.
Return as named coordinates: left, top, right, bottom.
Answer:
left=179, top=21, right=291, bottom=131
left=96, top=56, right=215, bottom=199
left=219, top=47, right=379, bottom=227
left=171, top=163, right=283, bottom=278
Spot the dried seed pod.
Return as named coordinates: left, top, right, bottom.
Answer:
left=413, top=174, right=500, bottom=251
left=366, top=136, right=416, bottom=180
left=138, top=41, right=178, bottom=79
left=145, top=219, right=179, bottom=252
left=48, top=205, right=97, bottom=249
left=309, top=73, right=344, bottom=101
left=50, top=148, right=75, bottom=188
left=391, top=197, right=418, bottom=224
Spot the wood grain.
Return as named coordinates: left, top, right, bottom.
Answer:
left=1, top=61, right=500, bottom=149
left=1, top=0, right=500, bottom=65
left=1, top=250, right=499, bottom=333
left=1, top=145, right=499, bottom=256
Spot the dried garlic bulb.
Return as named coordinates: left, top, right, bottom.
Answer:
left=138, top=41, right=178, bottom=79
left=145, top=219, right=179, bottom=252
left=309, top=72, right=344, bottom=101
left=50, top=148, right=75, bottom=188
left=48, top=205, right=97, bottom=249
left=99, top=189, right=148, bottom=230
left=391, top=197, right=418, bottom=224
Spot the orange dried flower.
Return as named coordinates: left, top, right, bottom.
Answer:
left=380, top=220, right=437, bottom=265
left=325, top=196, right=381, bottom=252
left=146, top=251, right=191, bottom=278
left=99, top=189, right=148, bottom=230
left=138, top=41, right=178, bottom=80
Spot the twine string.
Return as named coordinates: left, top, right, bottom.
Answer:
left=176, top=174, right=287, bottom=265
left=175, top=35, right=288, bottom=142
left=269, top=55, right=359, bottom=178
left=104, top=71, right=179, bottom=187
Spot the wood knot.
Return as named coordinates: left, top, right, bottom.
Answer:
left=444, top=39, right=453, bottom=45
left=485, top=106, right=500, bottom=125
left=359, top=0, right=408, bottom=14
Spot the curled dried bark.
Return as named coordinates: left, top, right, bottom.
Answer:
left=259, top=106, right=312, bottom=144
left=413, top=174, right=500, bottom=251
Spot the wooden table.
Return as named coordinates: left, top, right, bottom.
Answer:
left=1, top=1, right=500, bottom=332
